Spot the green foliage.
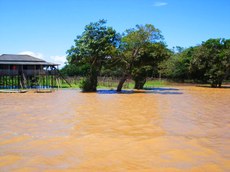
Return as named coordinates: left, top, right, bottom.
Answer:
left=79, top=76, right=96, bottom=92
left=160, top=47, right=195, bottom=81
left=65, top=20, right=229, bottom=89
left=191, top=38, right=230, bottom=87
left=100, top=65, right=123, bottom=77
left=60, top=63, right=90, bottom=76
left=116, top=24, right=164, bottom=91
left=132, top=42, right=171, bottom=88
left=67, top=19, right=120, bottom=92
left=161, top=38, right=230, bottom=87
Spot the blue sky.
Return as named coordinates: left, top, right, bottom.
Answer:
left=0, top=0, right=230, bottom=67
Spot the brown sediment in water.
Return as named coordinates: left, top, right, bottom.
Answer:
left=0, top=86, right=230, bottom=171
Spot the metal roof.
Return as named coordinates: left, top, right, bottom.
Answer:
left=0, top=61, right=58, bottom=65
left=0, top=54, right=58, bottom=65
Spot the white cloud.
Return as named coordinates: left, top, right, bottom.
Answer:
left=50, top=55, right=67, bottom=67
left=19, top=51, right=45, bottom=60
left=18, top=51, right=66, bottom=68
left=153, top=2, right=168, bottom=7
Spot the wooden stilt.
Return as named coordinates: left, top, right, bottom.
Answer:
left=18, top=75, right=20, bottom=89
left=0, top=64, right=58, bottom=90
left=11, top=76, right=13, bottom=89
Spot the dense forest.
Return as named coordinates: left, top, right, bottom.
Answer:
left=61, top=20, right=230, bottom=92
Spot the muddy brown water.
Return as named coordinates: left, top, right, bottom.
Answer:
left=0, top=86, right=230, bottom=171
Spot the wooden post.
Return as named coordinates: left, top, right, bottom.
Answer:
left=45, top=67, right=47, bottom=88
left=6, top=75, right=8, bottom=88
left=0, top=76, right=1, bottom=88
left=4, top=76, right=5, bottom=88
left=43, top=75, right=45, bottom=88
left=11, top=76, right=13, bottom=89
left=18, top=75, right=20, bottom=89
left=49, top=75, right=51, bottom=88
left=56, top=78, right=59, bottom=89
left=51, top=74, right=53, bottom=88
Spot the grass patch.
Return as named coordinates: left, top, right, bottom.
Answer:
left=59, top=77, right=169, bottom=89
left=144, top=80, right=169, bottom=88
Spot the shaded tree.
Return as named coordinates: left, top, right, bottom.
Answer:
left=67, top=20, right=120, bottom=92
left=116, top=24, right=163, bottom=91
left=191, top=38, right=230, bottom=87
left=132, top=42, right=171, bottom=89
left=160, top=47, right=197, bottom=82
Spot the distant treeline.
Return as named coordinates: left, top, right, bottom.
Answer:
left=61, top=20, right=230, bottom=91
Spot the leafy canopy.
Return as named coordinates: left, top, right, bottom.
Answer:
left=66, top=19, right=120, bottom=91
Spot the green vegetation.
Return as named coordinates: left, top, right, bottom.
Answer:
left=191, top=39, right=230, bottom=87
left=66, top=20, right=119, bottom=92
left=58, top=77, right=168, bottom=89
left=161, top=39, right=230, bottom=87
left=114, top=24, right=164, bottom=91
left=63, top=20, right=230, bottom=92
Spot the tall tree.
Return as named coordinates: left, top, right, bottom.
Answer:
left=191, top=38, right=230, bottom=87
left=160, top=47, right=197, bottom=82
left=67, top=20, right=120, bottom=92
left=132, top=42, right=171, bottom=89
left=116, top=24, right=163, bottom=91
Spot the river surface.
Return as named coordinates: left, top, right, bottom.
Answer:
left=0, top=86, right=230, bottom=171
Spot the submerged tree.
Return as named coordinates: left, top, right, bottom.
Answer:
left=132, top=42, right=171, bottom=89
left=116, top=24, right=163, bottom=91
left=67, top=20, right=120, bottom=92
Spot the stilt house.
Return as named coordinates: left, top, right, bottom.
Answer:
left=0, top=54, right=59, bottom=89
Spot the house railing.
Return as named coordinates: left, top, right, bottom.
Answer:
left=0, top=70, right=19, bottom=76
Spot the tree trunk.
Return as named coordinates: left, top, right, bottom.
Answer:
left=81, top=66, right=98, bottom=92
left=89, top=72, right=98, bottom=91
left=218, top=82, right=222, bottom=88
left=134, top=78, right=146, bottom=89
left=211, top=82, right=217, bottom=88
left=218, top=79, right=223, bottom=88
left=117, top=75, right=127, bottom=92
